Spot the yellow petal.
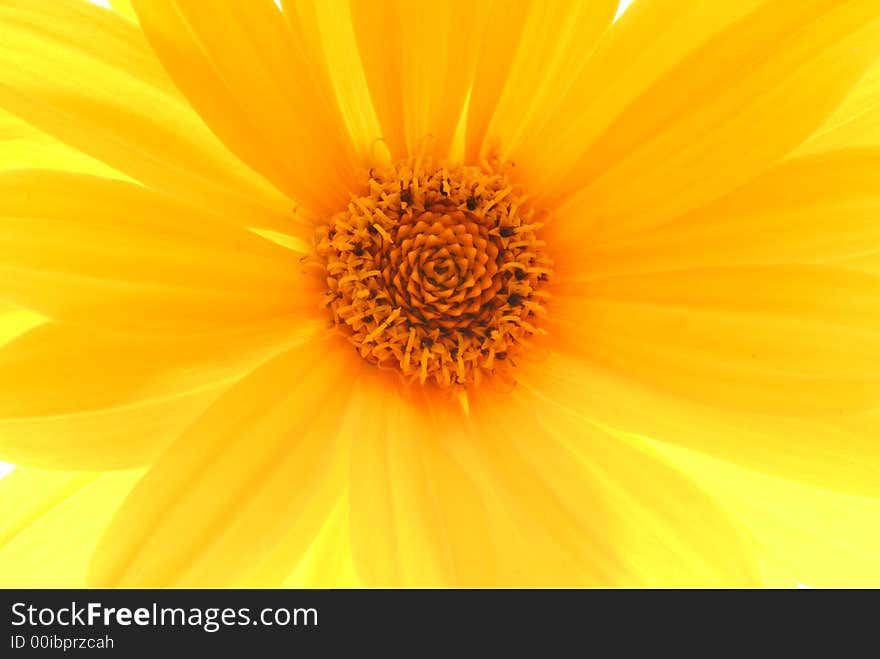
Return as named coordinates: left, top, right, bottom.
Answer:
left=348, top=380, right=497, bottom=586
left=465, top=0, right=618, bottom=162
left=0, top=301, right=42, bottom=348
left=349, top=0, right=491, bottom=162
left=285, top=0, right=386, bottom=162
left=550, top=265, right=880, bottom=416
left=798, top=56, right=880, bottom=153
left=0, top=171, right=316, bottom=333
left=496, top=0, right=764, bottom=182
left=556, top=150, right=880, bottom=277
left=0, top=322, right=304, bottom=417
left=521, top=352, right=880, bottom=498
left=345, top=372, right=759, bottom=586
left=0, top=316, right=315, bottom=469
left=283, top=495, right=363, bottom=588
left=0, top=0, right=294, bottom=235
left=89, top=337, right=356, bottom=587
left=527, top=0, right=880, bottom=242
left=0, top=467, right=143, bottom=587
left=650, top=439, right=880, bottom=588
left=0, top=109, right=126, bottom=178
left=0, top=383, right=229, bottom=470
left=131, top=0, right=360, bottom=215
left=840, top=251, right=880, bottom=276
left=464, top=387, right=762, bottom=586
left=109, top=0, right=136, bottom=21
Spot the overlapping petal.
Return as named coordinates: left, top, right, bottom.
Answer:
left=130, top=0, right=361, bottom=216
left=0, top=468, right=143, bottom=587
left=798, top=57, right=880, bottom=153
left=521, top=0, right=880, bottom=244
left=282, top=0, right=384, bottom=160
left=346, top=377, right=761, bottom=586
left=0, top=300, right=41, bottom=348
left=549, top=264, right=880, bottom=416
left=348, top=0, right=493, bottom=162
left=0, top=320, right=311, bottom=469
left=554, top=149, right=880, bottom=275
left=0, top=109, right=126, bottom=178
left=109, top=0, right=137, bottom=22
left=521, top=353, right=880, bottom=498
left=348, top=381, right=497, bottom=586
left=284, top=496, right=362, bottom=587
left=89, top=337, right=355, bottom=587
left=650, top=438, right=880, bottom=588
left=0, top=0, right=295, bottom=234
left=0, top=171, right=318, bottom=333
left=465, top=387, right=762, bottom=586
left=465, top=0, right=618, bottom=162
left=0, top=384, right=229, bottom=470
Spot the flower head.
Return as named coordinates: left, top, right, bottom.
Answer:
left=1, top=0, right=880, bottom=587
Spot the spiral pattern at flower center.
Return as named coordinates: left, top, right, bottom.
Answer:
left=314, top=156, right=552, bottom=389
left=384, top=207, right=502, bottom=330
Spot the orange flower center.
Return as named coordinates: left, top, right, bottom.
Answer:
left=315, top=156, right=552, bottom=388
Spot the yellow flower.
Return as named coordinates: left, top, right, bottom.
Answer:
left=1, top=0, right=880, bottom=587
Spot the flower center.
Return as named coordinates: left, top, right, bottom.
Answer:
left=315, top=156, right=552, bottom=388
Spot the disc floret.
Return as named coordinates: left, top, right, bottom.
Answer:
left=316, top=156, right=551, bottom=388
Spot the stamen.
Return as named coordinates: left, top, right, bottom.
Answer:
left=314, top=155, right=552, bottom=388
